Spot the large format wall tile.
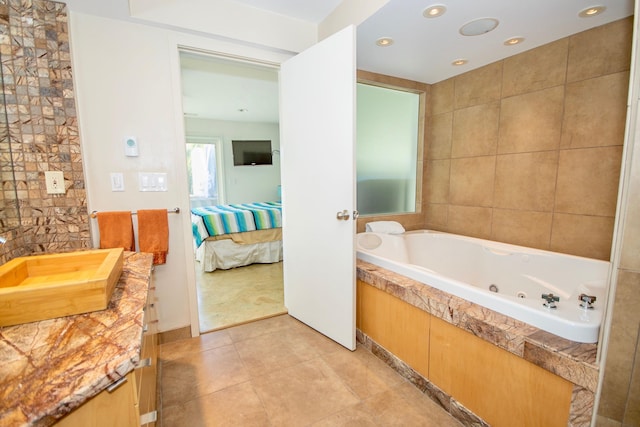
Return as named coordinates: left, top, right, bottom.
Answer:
left=498, top=87, right=564, bottom=154
left=431, top=79, right=454, bottom=115
left=428, top=113, right=453, bottom=160
left=453, top=62, right=503, bottom=110
left=452, top=102, right=499, bottom=158
left=567, top=17, right=633, bottom=83
left=449, top=156, right=495, bottom=207
left=502, top=39, right=568, bottom=98
left=555, top=146, right=622, bottom=217
left=549, top=213, right=615, bottom=259
left=490, top=209, right=552, bottom=249
left=561, top=72, right=629, bottom=149
left=494, top=151, right=558, bottom=212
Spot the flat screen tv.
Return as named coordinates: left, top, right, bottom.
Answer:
left=232, top=140, right=273, bottom=166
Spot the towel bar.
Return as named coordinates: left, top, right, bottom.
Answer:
left=90, top=207, right=180, bottom=219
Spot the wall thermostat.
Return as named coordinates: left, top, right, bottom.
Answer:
left=124, top=136, right=139, bottom=157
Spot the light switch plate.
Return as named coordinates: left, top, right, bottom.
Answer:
left=138, top=172, right=167, bottom=192
left=110, top=173, right=124, bottom=191
left=45, top=171, right=66, bottom=194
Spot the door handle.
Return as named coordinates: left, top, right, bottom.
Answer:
left=336, top=210, right=350, bottom=220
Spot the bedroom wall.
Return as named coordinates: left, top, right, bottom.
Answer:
left=185, top=117, right=281, bottom=204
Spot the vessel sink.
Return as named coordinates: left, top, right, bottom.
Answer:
left=0, top=248, right=124, bottom=326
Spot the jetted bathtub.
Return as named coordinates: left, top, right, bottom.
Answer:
left=356, top=230, right=611, bottom=343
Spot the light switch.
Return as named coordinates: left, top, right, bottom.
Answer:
left=45, top=171, right=66, bottom=194
left=110, top=173, right=124, bottom=191
left=138, top=172, right=168, bottom=192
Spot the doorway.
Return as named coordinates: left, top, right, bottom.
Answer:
left=179, top=50, right=287, bottom=333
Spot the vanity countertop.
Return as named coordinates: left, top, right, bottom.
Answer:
left=0, top=252, right=154, bottom=427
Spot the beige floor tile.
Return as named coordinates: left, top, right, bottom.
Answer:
left=250, top=357, right=360, bottom=426
left=196, top=262, right=286, bottom=333
left=161, top=382, right=269, bottom=427
left=161, top=344, right=250, bottom=407
left=310, top=404, right=379, bottom=426
left=234, top=327, right=321, bottom=377
left=360, top=387, right=459, bottom=427
left=160, top=330, right=232, bottom=362
left=159, top=315, right=462, bottom=426
left=320, top=345, right=405, bottom=400
left=226, top=313, right=298, bottom=343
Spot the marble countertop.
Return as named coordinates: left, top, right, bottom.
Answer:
left=0, top=252, right=154, bottom=427
left=356, top=259, right=598, bottom=392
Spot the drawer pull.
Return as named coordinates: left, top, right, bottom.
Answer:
left=143, top=325, right=148, bottom=333
left=140, top=410, right=157, bottom=425
left=106, top=376, right=127, bottom=393
left=137, top=357, right=152, bottom=369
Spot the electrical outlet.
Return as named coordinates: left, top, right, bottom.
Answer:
left=45, top=171, right=66, bottom=194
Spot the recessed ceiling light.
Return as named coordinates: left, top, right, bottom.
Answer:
left=376, top=37, right=394, bottom=47
left=579, top=6, right=606, bottom=17
left=504, top=37, right=525, bottom=46
left=459, top=18, right=499, bottom=36
left=452, top=59, right=468, bottom=66
left=423, top=5, right=446, bottom=18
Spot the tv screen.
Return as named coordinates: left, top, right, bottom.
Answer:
left=232, top=140, right=273, bottom=166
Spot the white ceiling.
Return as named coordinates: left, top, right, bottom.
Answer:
left=357, top=0, right=634, bottom=84
left=61, top=0, right=635, bottom=122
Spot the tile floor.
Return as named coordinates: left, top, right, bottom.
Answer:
left=195, top=262, right=287, bottom=332
left=159, top=314, right=462, bottom=426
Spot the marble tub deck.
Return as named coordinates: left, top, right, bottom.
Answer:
left=357, top=260, right=599, bottom=427
left=0, top=252, right=153, bottom=426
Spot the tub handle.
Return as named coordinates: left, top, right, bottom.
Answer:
left=542, top=293, right=559, bottom=309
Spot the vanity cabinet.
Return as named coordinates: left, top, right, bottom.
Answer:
left=55, top=283, right=158, bottom=427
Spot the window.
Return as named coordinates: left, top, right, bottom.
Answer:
left=186, top=139, right=223, bottom=208
left=356, top=82, right=422, bottom=215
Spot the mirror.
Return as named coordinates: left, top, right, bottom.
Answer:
left=0, top=47, right=20, bottom=234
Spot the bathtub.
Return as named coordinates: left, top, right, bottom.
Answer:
left=356, top=230, right=611, bottom=343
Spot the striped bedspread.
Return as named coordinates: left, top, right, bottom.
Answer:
left=191, top=202, right=282, bottom=247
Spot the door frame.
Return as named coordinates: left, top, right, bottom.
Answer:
left=171, top=45, right=285, bottom=337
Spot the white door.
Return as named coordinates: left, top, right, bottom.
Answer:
left=280, top=26, right=356, bottom=350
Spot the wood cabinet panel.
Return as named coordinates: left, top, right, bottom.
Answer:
left=357, top=280, right=430, bottom=377
left=429, top=316, right=573, bottom=427
left=55, top=372, right=139, bottom=427
left=55, top=280, right=158, bottom=427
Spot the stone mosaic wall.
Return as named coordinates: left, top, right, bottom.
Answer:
left=0, top=0, right=90, bottom=264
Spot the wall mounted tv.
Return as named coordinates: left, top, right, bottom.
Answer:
left=232, top=140, right=273, bottom=166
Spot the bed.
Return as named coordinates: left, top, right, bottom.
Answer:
left=191, top=202, right=283, bottom=272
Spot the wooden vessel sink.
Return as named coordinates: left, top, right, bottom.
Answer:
left=0, top=248, right=124, bottom=326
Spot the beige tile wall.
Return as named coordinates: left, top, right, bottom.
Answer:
left=425, top=17, right=632, bottom=261
left=597, top=33, right=640, bottom=421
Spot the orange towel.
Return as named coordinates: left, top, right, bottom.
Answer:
left=96, top=211, right=135, bottom=251
left=137, top=209, right=169, bottom=265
